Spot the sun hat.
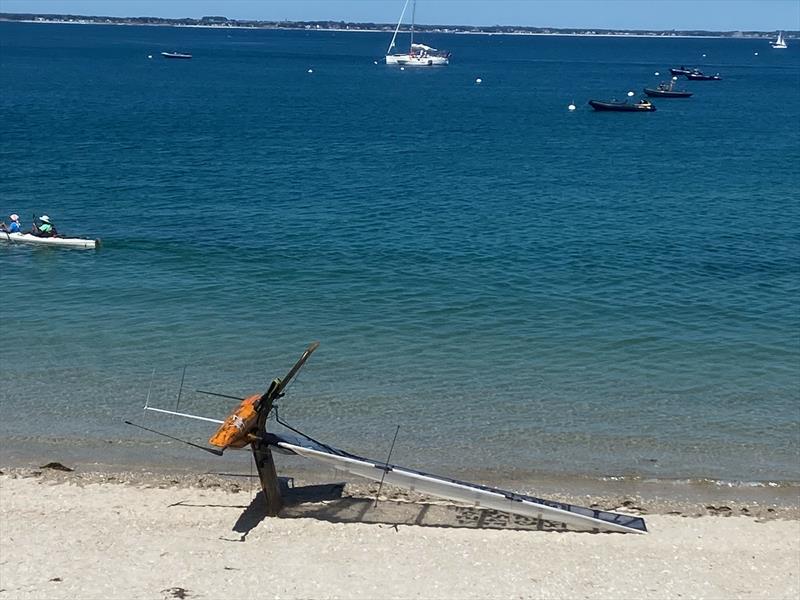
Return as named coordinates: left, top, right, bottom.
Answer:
left=9, top=214, right=18, bottom=221
left=40, top=215, right=51, bottom=223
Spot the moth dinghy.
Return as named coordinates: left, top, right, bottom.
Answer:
left=127, top=343, right=647, bottom=534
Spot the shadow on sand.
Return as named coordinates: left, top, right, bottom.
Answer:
left=169, top=476, right=573, bottom=541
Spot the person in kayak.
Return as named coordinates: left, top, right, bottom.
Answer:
left=0, top=214, right=21, bottom=233
left=32, top=215, right=58, bottom=237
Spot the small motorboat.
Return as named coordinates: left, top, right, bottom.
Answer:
left=588, top=99, right=656, bottom=112
left=643, top=80, right=693, bottom=98
left=669, top=66, right=698, bottom=76
left=0, top=231, right=99, bottom=249
left=161, top=52, right=192, bottom=60
left=684, top=71, right=722, bottom=81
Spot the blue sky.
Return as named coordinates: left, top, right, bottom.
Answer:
left=2, top=1, right=798, bottom=31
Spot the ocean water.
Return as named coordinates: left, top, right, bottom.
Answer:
left=1, top=23, right=798, bottom=485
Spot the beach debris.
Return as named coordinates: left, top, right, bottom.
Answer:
left=162, top=587, right=190, bottom=599
left=617, top=499, right=646, bottom=513
left=126, top=343, right=648, bottom=534
left=49, top=577, right=62, bottom=582
left=705, top=505, right=733, bottom=516
left=40, top=462, right=73, bottom=472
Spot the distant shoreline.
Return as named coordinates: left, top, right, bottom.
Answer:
left=0, top=18, right=784, bottom=41
left=0, top=14, right=792, bottom=40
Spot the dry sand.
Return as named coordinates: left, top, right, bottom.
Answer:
left=1, top=467, right=799, bottom=600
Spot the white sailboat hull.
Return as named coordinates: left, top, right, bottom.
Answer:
left=386, top=53, right=449, bottom=66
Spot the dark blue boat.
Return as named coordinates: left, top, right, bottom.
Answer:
left=644, top=81, right=693, bottom=98
left=589, top=99, right=656, bottom=112
left=685, top=71, right=722, bottom=81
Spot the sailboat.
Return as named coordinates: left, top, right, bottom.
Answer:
left=385, top=0, right=450, bottom=66
left=771, top=31, right=788, bottom=49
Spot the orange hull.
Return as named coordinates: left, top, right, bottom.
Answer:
left=208, top=394, right=261, bottom=449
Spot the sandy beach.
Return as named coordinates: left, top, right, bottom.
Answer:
left=1, top=467, right=798, bottom=600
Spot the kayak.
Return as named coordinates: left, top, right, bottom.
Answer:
left=0, top=231, right=99, bottom=249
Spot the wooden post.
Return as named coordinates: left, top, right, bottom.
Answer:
left=250, top=380, right=282, bottom=516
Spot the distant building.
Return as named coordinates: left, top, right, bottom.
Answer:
left=201, top=16, right=228, bottom=24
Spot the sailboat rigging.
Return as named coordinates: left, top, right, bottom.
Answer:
left=385, top=0, right=450, bottom=66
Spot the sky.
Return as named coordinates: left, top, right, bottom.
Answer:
left=1, top=0, right=799, bottom=31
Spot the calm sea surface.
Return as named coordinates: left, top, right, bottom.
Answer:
left=1, top=23, right=798, bottom=485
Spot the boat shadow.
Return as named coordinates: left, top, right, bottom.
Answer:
left=225, top=477, right=573, bottom=540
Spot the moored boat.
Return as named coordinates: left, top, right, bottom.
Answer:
left=685, top=71, right=722, bottom=81
left=643, top=79, right=693, bottom=98
left=771, top=31, right=788, bottom=49
left=670, top=66, right=698, bottom=76
left=588, top=99, right=656, bottom=112
left=161, top=52, right=192, bottom=60
left=1, top=231, right=99, bottom=249
left=386, top=0, right=449, bottom=66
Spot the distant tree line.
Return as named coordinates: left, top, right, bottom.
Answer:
left=0, top=12, right=794, bottom=38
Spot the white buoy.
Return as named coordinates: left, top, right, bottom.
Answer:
left=672, top=76, right=678, bottom=81
left=475, top=77, right=482, bottom=84
left=627, top=91, right=635, bottom=97
left=754, top=52, right=759, bottom=56
left=702, top=53, right=706, bottom=57
left=307, top=68, right=313, bottom=73
left=568, top=103, right=576, bottom=111
left=654, top=71, right=660, bottom=76
left=374, top=60, right=378, bottom=64
left=400, top=67, right=405, bottom=71
left=147, top=55, right=152, bottom=59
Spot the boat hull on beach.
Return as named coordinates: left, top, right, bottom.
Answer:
left=1, top=231, right=99, bottom=249
left=272, top=431, right=648, bottom=534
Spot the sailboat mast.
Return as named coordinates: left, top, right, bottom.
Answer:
left=410, top=0, right=416, bottom=49
left=387, top=0, right=411, bottom=55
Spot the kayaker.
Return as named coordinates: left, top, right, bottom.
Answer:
left=1, top=214, right=21, bottom=233
left=33, top=215, right=58, bottom=237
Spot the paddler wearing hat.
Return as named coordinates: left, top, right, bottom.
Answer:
left=32, top=215, right=58, bottom=238
left=0, top=214, right=21, bottom=233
